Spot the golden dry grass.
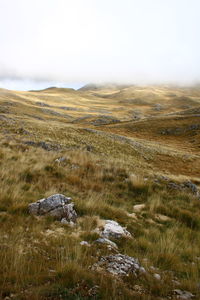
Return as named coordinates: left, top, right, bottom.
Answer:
left=0, top=84, right=200, bottom=299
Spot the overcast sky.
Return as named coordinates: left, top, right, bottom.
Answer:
left=0, top=0, right=200, bottom=90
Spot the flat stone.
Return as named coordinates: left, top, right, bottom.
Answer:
left=155, top=214, right=171, bottom=222
left=133, top=204, right=146, bottom=212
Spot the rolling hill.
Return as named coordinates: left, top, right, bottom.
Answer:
left=0, top=84, right=200, bottom=300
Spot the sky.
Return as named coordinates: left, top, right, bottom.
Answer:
left=0, top=0, right=200, bottom=90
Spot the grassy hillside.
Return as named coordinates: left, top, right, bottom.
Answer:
left=0, top=85, right=200, bottom=299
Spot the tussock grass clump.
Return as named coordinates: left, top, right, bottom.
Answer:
left=128, top=174, right=150, bottom=194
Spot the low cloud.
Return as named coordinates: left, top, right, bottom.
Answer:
left=0, top=0, right=200, bottom=89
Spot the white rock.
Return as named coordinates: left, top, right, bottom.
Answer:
left=101, top=220, right=132, bottom=239
left=133, top=204, right=146, bottom=212
left=80, top=241, right=90, bottom=246
left=154, top=273, right=161, bottom=280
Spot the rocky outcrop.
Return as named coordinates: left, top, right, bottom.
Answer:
left=101, top=220, right=132, bottom=239
left=92, top=116, right=120, bottom=126
left=182, top=181, right=199, bottom=196
left=92, top=254, right=145, bottom=276
left=156, top=176, right=200, bottom=199
left=28, top=194, right=77, bottom=222
left=168, top=181, right=200, bottom=198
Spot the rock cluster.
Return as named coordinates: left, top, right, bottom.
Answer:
left=92, top=254, right=145, bottom=276
left=28, top=194, right=77, bottom=222
left=27, top=196, right=196, bottom=299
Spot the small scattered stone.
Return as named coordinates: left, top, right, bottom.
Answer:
left=173, top=289, right=194, bottom=300
left=55, top=157, right=67, bottom=163
left=71, top=164, right=80, bottom=170
left=133, top=284, right=145, bottom=294
left=88, top=285, right=99, bottom=297
left=61, top=218, right=75, bottom=226
left=155, top=214, right=171, bottom=222
left=154, top=273, right=161, bottom=280
left=127, top=212, right=137, bottom=219
left=49, top=269, right=56, bottom=273
left=133, top=204, right=146, bottom=212
left=172, top=280, right=181, bottom=286
left=80, top=241, right=90, bottom=246
left=150, top=266, right=159, bottom=271
left=95, top=238, right=118, bottom=249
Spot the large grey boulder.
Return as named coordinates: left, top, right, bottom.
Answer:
left=92, top=254, right=145, bottom=276
left=28, top=194, right=77, bottom=222
left=101, top=220, right=132, bottom=239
